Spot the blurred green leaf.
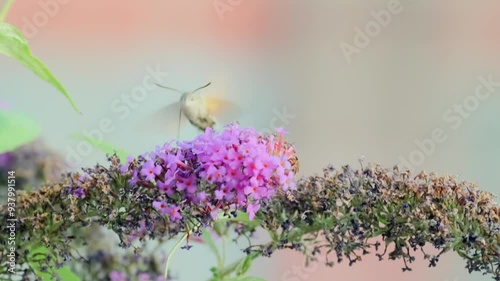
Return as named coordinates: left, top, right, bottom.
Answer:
left=202, top=228, right=222, bottom=266
left=71, top=134, right=129, bottom=161
left=219, top=211, right=261, bottom=229
left=220, top=257, right=245, bottom=277
left=0, top=110, right=40, bottom=154
left=0, top=23, right=80, bottom=113
left=0, top=0, right=15, bottom=22
left=236, top=252, right=260, bottom=276
left=28, top=247, right=80, bottom=281
left=214, top=219, right=231, bottom=237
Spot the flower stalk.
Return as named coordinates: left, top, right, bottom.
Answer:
left=0, top=126, right=498, bottom=280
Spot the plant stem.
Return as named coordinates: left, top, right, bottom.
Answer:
left=0, top=0, right=15, bottom=22
left=164, top=222, right=201, bottom=280
left=221, top=235, right=227, bottom=272
left=164, top=233, right=186, bottom=279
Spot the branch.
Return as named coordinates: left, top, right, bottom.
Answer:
left=0, top=126, right=498, bottom=280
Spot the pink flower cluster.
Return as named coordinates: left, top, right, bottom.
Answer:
left=123, top=124, right=296, bottom=221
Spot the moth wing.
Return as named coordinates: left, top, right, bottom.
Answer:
left=204, top=97, right=243, bottom=126
left=138, top=102, right=188, bottom=137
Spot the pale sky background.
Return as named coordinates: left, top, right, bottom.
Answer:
left=1, top=1, right=499, bottom=280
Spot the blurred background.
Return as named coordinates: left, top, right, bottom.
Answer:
left=1, top=0, right=499, bottom=280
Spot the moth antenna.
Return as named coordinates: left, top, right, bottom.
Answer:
left=155, top=83, right=185, bottom=95
left=191, top=82, right=212, bottom=93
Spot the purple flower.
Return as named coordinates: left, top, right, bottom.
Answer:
left=176, top=175, right=196, bottom=193
left=153, top=200, right=168, bottom=215
left=154, top=201, right=182, bottom=222
left=275, top=127, right=288, bottom=134
left=127, top=124, right=297, bottom=222
left=280, top=172, right=295, bottom=191
left=77, top=173, right=90, bottom=183
left=213, top=166, right=226, bottom=182
left=119, top=156, right=135, bottom=173
left=129, top=221, right=148, bottom=242
left=157, top=180, right=175, bottom=196
left=73, top=188, right=85, bottom=198
left=166, top=205, right=182, bottom=222
left=138, top=273, right=151, bottom=281
left=209, top=142, right=227, bottom=162
left=109, top=271, right=127, bottom=281
left=214, top=188, right=225, bottom=200
left=176, top=163, right=193, bottom=178
left=244, top=185, right=257, bottom=196
left=0, top=152, right=13, bottom=167
left=195, top=191, right=207, bottom=203
left=128, top=169, right=139, bottom=185
left=243, top=156, right=264, bottom=177
left=232, top=191, right=247, bottom=207
left=164, top=150, right=182, bottom=171
left=141, top=160, right=162, bottom=181
left=203, top=164, right=218, bottom=183
left=163, top=169, right=176, bottom=184
left=246, top=203, right=260, bottom=221
left=184, top=149, right=196, bottom=162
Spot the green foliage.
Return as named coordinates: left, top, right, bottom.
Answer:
left=202, top=228, right=222, bottom=266
left=28, top=247, right=80, bottom=281
left=219, top=211, right=261, bottom=229
left=235, top=252, right=260, bottom=277
left=0, top=0, right=15, bottom=22
left=0, top=110, right=40, bottom=153
left=71, top=134, right=129, bottom=162
left=0, top=23, right=80, bottom=113
left=208, top=248, right=265, bottom=281
left=205, top=212, right=268, bottom=281
left=164, top=227, right=192, bottom=280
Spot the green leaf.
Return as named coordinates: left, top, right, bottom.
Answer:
left=202, top=228, right=222, bottom=266
left=213, top=220, right=226, bottom=237
left=236, top=252, right=260, bottom=276
left=0, top=110, right=40, bottom=154
left=28, top=247, right=80, bottom=281
left=209, top=266, right=220, bottom=280
left=376, top=212, right=388, bottom=225
left=70, top=134, right=129, bottom=162
left=287, top=228, right=304, bottom=241
left=0, top=23, right=80, bottom=113
left=368, top=227, right=386, bottom=238
left=268, top=229, right=279, bottom=242
left=0, top=0, right=15, bottom=22
left=219, top=211, right=261, bottom=229
left=220, top=257, right=245, bottom=277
